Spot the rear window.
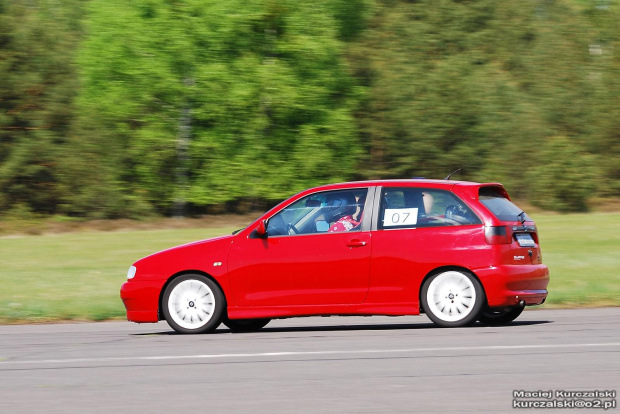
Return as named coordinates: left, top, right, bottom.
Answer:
left=479, top=187, right=532, bottom=222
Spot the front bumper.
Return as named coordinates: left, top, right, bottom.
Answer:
left=120, top=279, right=165, bottom=323
left=475, top=264, right=549, bottom=308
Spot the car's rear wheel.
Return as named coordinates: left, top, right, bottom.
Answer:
left=421, top=270, right=484, bottom=327
left=222, top=317, right=271, bottom=333
left=478, top=306, right=524, bottom=326
left=162, top=274, right=224, bottom=334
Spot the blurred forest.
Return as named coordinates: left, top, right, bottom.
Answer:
left=1, top=0, right=619, bottom=219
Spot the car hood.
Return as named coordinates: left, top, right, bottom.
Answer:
left=134, top=234, right=234, bottom=266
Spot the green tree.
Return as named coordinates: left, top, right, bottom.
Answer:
left=349, top=0, right=502, bottom=180
left=527, top=136, right=598, bottom=212
left=75, top=0, right=362, bottom=217
left=585, top=0, right=620, bottom=197
left=0, top=0, right=83, bottom=215
left=349, top=0, right=606, bottom=209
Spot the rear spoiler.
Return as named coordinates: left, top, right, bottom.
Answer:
left=478, top=184, right=510, bottom=200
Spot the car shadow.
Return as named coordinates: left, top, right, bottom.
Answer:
left=132, top=319, right=552, bottom=336
left=244, top=319, right=551, bottom=333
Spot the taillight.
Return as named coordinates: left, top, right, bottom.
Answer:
left=485, top=226, right=511, bottom=245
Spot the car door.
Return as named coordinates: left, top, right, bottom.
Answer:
left=367, top=186, right=484, bottom=306
left=227, top=187, right=373, bottom=308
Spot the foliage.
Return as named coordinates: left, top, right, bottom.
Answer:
left=348, top=0, right=608, bottom=210
left=1, top=0, right=619, bottom=218
left=72, top=0, right=361, bottom=217
left=0, top=0, right=82, bottom=214
left=527, top=136, right=599, bottom=212
left=586, top=0, right=620, bottom=196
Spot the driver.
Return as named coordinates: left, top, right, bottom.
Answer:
left=325, top=193, right=363, bottom=232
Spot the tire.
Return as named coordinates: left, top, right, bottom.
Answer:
left=478, top=306, right=524, bottom=326
left=421, top=270, right=484, bottom=327
left=222, top=317, right=271, bottom=333
left=162, top=274, right=224, bottom=334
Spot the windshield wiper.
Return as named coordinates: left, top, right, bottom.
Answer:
left=517, top=211, right=527, bottom=230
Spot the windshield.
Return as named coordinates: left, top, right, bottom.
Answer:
left=479, top=187, right=532, bottom=222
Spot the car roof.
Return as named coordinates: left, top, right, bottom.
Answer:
left=306, top=179, right=502, bottom=192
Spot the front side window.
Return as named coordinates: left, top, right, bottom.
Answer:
left=379, top=187, right=481, bottom=229
left=267, top=188, right=368, bottom=236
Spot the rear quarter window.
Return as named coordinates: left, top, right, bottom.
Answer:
left=479, top=187, right=532, bottom=222
left=379, top=187, right=481, bottom=229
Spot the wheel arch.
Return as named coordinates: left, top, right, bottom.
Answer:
left=158, top=270, right=228, bottom=321
left=418, top=265, right=486, bottom=314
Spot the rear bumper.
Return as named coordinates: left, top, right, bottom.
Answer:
left=120, top=280, right=165, bottom=323
left=475, top=264, right=549, bottom=308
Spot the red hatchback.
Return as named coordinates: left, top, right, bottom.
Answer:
left=120, top=180, right=549, bottom=333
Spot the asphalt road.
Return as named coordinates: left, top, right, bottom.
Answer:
left=1, top=308, right=619, bottom=414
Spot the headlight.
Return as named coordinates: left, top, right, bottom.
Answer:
left=127, top=265, right=137, bottom=280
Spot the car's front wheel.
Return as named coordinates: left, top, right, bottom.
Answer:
left=478, top=306, right=524, bottom=326
left=421, top=270, right=484, bottom=327
left=162, top=274, right=224, bottom=334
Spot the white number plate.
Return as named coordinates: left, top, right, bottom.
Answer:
left=383, top=208, right=418, bottom=227
left=515, top=233, right=535, bottom=247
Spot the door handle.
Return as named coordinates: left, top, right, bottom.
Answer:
left=346, top=239, right=367, bottom=247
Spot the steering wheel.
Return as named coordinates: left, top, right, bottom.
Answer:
left=444, top=205, right=468, bottom=225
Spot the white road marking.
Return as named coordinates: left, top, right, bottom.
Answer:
left=1, top=342, right=619, bottom=366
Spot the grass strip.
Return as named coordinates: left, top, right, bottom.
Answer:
left=1, top=213, right=618, bottom=323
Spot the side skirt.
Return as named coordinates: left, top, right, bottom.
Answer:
left=227, top=303, right=419, bottom=320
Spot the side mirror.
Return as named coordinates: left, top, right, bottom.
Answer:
left=255, top=219, right=268, bottom=238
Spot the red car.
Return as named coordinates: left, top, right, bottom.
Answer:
left=120, top=180, right=549, bottom=334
